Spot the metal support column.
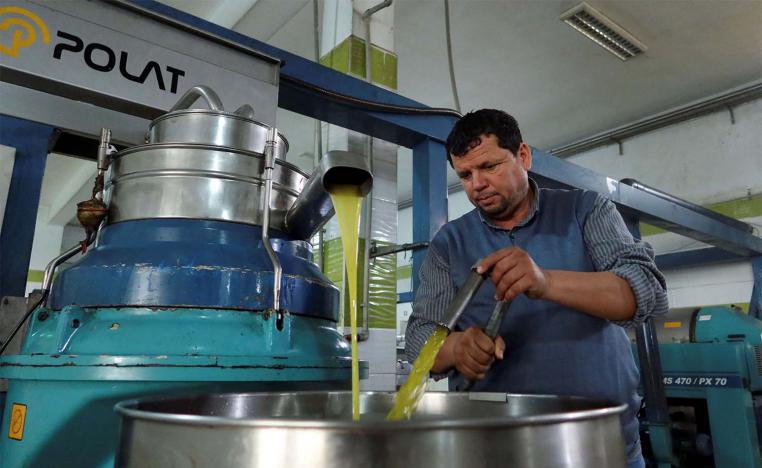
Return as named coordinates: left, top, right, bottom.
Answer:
left=0, top=115, right=57, bottom=297
left=621, top=211, right=674, bottom=467
left=751, top=256, right=762, bottom=319
left=411, top=139, right=448, bottom=295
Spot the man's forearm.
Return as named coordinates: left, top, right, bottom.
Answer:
left=543, top=270, right=636, bottom=321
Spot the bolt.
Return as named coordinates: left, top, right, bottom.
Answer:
left=2, top=298, right=8, bottom=305
left=38, top=311, right=49, bottom=321
left=72, top=319, right=80, bottom=329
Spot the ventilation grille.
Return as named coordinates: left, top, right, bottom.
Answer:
left=755, top=345, right=762, bottom=376
left=560, top=2, right=646, bottom=61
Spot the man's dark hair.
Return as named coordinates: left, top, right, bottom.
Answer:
left=445, top=109, right=523, bottom=166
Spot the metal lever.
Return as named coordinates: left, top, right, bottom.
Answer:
left=456, top=299, right=511, bottom=392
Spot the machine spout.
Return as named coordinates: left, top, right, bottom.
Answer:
left=285, top=150, right=373, bottom=240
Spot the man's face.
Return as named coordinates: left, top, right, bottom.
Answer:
left=451, top=134, right=532, bottom=221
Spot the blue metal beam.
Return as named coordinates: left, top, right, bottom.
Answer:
left=397, top=292, right=414, bottom=304
left=751, top=256, right=762, bottom=319
left=655, top=248, right=746, bottom=270
left=0, top=115, right=57, bottom=297
left=411, top=139, right=448, bottom=295
left=125, top=0, right=458, bottom=148
left=530, top=148, right=762, bottom=256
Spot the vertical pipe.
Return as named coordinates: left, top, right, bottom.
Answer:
left=262, top=127, right=282, bottom=313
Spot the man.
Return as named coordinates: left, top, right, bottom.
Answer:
left=405, top=109, right=668, bottom=468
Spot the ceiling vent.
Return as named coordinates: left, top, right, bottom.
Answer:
left=560, top=2, right=646, bottom=61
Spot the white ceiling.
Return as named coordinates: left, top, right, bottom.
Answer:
left=41, top=0, right=762, bottom=220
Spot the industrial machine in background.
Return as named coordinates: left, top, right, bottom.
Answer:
left=631, top=306, right=762, bottom=467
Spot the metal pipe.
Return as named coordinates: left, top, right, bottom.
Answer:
left=42, top=244, right=82, bottom=295
left=96, top=128, right=112, bottom=172
left=443, top=0, right=461, bottom=113
left=551, top=80, right=762, bottom=158
left=358, top=0, right=392, bottom=341
left=262, top=127, right=283, bottom=313
left=1, top=243, right=83, bottom=355
left=359, top=145, right=374, bottom=341
left=233, top=104, right=255, bottom=119
left=361, top=0, right=392, bottom=20
left=169, top=85, right=224, bottom=112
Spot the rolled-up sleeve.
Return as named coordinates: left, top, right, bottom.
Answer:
left=583, top=195, right=669, bottom=327
left=404, top=244, right=456, bottom=362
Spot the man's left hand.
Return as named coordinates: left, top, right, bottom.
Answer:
left=476, top=247, right=550, bottom=301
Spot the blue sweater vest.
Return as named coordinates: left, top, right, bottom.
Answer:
left=432, top=188, right=641, bottom=454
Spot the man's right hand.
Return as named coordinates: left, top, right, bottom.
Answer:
left=449, top=326, right=506, bottom=380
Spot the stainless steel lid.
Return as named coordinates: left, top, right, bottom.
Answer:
left=147, top=109, right=289, bottom=158
left=106, top=143, right=308, bottom=229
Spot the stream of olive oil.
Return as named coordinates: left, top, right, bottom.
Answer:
left=329, top=185, right=364, bottom=421
left=387, top=325, right=449, bottom=420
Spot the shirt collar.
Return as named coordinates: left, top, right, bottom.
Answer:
left=477, top=178, right=540, bottom=230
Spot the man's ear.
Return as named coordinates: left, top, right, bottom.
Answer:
left=518, top=142, right=532, bottom=171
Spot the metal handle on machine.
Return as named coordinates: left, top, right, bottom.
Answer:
left=234, top=104, right=255, bottom=119
left=456, top=300, right=511, bottom=392
left=261, top=127, right=283, bottom=314
left=169, top=85, right=224, bottom=112
left=0, top=244, right=84, bottom=355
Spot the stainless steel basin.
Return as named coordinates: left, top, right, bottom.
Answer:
left=115, top=391, right=627, bottom=468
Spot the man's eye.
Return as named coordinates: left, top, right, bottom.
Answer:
left=459, top=173, right=471, bottom=180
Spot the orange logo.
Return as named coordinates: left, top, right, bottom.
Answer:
left=0, top=6, right=50, bottom=58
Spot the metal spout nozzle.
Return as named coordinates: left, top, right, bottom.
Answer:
left=285, top=150, right=373, bottom=240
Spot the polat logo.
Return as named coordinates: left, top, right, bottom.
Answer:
left=0, top=6, right=50, bottom=57
left=1, top=4, right=186, bottom=94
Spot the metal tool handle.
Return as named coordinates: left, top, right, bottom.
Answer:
left=437, top=267, right=487, bottom=330
left=169, top=85, right=224, bottom=112
left=456, top=300, right=511, bottom=392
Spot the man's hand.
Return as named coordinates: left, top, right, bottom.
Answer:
left=451, top=327, right=506, bottom=380
left=476, top=247, right=551, bottom=301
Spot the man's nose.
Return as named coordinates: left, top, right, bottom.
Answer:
left=471, top=170, right=488, bottom=189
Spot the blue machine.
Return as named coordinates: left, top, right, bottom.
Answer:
left=0, top=99, right=373, bottom=465
left=630, top=306, right=762, bottom=467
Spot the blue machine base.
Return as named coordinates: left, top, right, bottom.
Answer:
left=0, top=306, right=366, bottom=467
